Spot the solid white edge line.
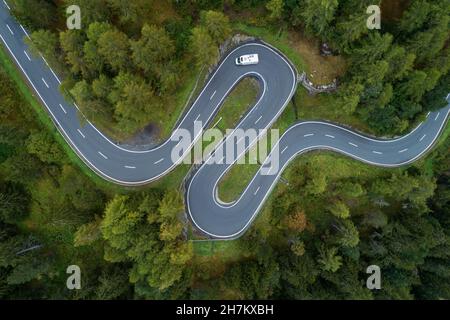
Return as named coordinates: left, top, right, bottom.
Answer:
left=212, top=117, right=222, bottom=128
left=19, top=24, right=30, bottom=39
left=41, top=55, right=49, bottom=66
left=50, top=68, right=61, bottom=84
left=3, top=0, right=10, bottom=10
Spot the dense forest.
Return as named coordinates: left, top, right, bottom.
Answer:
left=0, top=0, right=449, bottom=299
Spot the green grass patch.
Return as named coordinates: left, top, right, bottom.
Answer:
left=217, top=144, right=261, bottom=203
left=193, top=240, right=240, bottom=258
left=212, top=77, right=259, bottom=133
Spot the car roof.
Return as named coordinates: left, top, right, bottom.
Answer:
left=241, top=54, right=258, bottom=60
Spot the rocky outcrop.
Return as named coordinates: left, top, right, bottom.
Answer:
left=299, top=71, right=337, bottom=95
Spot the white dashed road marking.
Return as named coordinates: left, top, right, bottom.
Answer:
left=77, top=129, right=85, bottom=138
left=372, top=151, right=383, bottom=155
left=6, top=24, right=13, bottom=35
left=435, top=112, right=440, bottom=121
left=255, top=115, right=262, bottom=125
left=24, top=50, right=31, bottom=61
left=349, top=142, right=358, bottom=147
left=399, top=149, right=408, bottom=153
left=325, top=134, right=335, bottom=139
left=281, top=146, right=288, bottom=154
left=254, top=187, right=261, bottom=196
left=154, top=158, right=164, bottom=165
left=304, top=133, right=314, bottom=137
left=98, top=152, right=108, bottom=160
left=420, top=134, right=426, bottom=142
left=41, top=78, right=49, bottom=88
left=59, top=104, right=67, bottom=114
left=125, top=165, right=136, bottom=169
left=210, top=90, right=216, bottom=100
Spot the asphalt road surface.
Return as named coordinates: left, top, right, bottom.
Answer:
left=1, top=2, right=449, bottom=239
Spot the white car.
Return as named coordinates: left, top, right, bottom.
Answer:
left=235, top=54, right=259, bottom=66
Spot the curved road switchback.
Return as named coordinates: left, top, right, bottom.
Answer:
left=1, top=2, right=449, bottom=239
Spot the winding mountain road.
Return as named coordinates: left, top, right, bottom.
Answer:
left=1, top=2, right=449, bottom=239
